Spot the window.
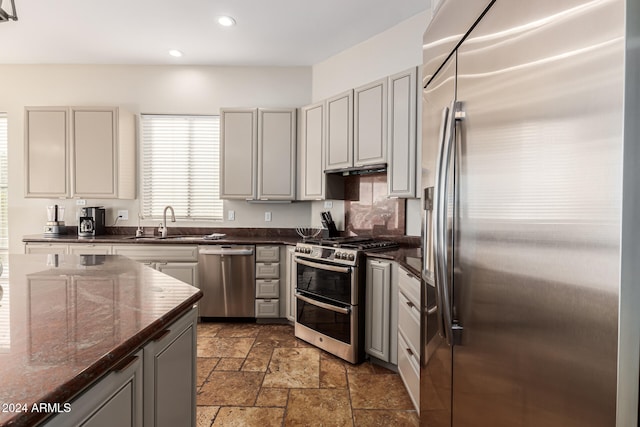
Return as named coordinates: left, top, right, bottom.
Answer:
left=0, top=114, right=7, bottom=258
left=140, top=115, right=223, bottom=221
left=0, top=113, right=7, bottom=352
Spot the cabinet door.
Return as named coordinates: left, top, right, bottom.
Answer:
left=354, top=78, right=387, bottom=167
left=156, top=262, right=198, bottom=287
left=25, top=107, right=69, bottom=197
left=72, top=107, right=118, bottom=198
left=220, top=108, right=258, bottom=199
left=387, top=68, right=418, bottom=197
left=299, top=102, right=325, bottom=199
left=285, top=246, right=296, bottom=322
left=258, top=109, right=296, bottom=200
left=43, top=351, right=143, bottom=427
left=325, top=90, right=354, bottom=170
left=365, top=259, right=391, bottom=362
left=144, top=307, right=197, bottom=427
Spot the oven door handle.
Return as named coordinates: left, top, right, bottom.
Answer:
left=295, top=292, right=351, bottom=315
left=294, top=257, right=352, bottom=274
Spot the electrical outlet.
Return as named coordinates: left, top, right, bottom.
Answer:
left=228, top=210, right=235, bottom=221
left=117, top=210, right=129, bottom=220
left=76, top=199, right=87, bottom=206
left=265, top=211, right=272, bottom=222
left=324, top=201, right=333, bottom=209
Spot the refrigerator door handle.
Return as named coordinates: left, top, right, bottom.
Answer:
left=432, top=105, right=450, bottom=343
left=438, top=101, right=458, bottom=346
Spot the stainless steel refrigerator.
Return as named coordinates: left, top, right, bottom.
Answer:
left=420, top=0, right=639, bottom=426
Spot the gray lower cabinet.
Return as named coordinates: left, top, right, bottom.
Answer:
left=43, top=307, right=198, bottom=427
left=365, top=259, right=395, bottom=363
left=43, top=350, right=143, bottom=427
left=255, top=245, right=280, bottom=318
left=144, top=307, right=197, bottom=427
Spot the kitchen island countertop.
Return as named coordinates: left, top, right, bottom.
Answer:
left=0, top=254, right=202, bottom=427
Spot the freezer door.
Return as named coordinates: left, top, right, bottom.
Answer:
left=420, top=52, right=456, bottom=427
left=452, top=1, right=623, bottom=426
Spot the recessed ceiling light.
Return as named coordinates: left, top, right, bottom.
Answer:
left=217, top=15, right=236, bottom=27
left=168, top=49, right=183, bottom=58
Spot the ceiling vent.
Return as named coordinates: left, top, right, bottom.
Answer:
left=0, top=0, right=18, bottom=22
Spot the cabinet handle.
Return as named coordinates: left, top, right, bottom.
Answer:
left=151, top=329, right=171, bottom=342
left=406, top=301, right=415, bottom=308
left=112, top=355, right=138, bottom=373
left=406, top=348, right=414, bottom=357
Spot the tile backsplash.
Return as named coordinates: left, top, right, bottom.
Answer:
left=344, top=172, right=405, bottom=236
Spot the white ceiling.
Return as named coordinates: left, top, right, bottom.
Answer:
left=0, top=0, right=428, bottom=66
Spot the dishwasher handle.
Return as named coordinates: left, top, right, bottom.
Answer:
left=199, top=247, right=254, bottom=256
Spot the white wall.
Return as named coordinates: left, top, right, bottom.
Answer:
left=2, top=65, right=312, bottom=254
left=312, top=11, right=429, bottom=101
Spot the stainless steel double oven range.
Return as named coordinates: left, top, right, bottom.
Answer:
left=293, top=237, right=397, bottom=364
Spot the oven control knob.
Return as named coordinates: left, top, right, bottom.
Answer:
left=305, top=248, right=312, bottom=254
left=335, top=252, right=342, bottom=259
left=347, top=253, right=355, bottom=261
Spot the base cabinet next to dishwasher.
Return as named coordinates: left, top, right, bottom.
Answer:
left=255, top=245, right=280, bottom=318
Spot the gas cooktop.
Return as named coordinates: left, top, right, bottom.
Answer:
left=300, top=237, right=399, bottom=251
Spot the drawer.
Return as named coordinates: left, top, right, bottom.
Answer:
left=255, top=299, right=280, bottom=318
left=398, top=266, right=420, bottom=307
left=398, top=291, right=421, bottom=354
left=112, top=244, right=198, bottom=262
left=256, top=262, right=279, bottom=279
left=256, top=245, right=280, bottom=262
left=256, top=279, right=280, bottom=298
left=398, top=331, right=420, bottom=412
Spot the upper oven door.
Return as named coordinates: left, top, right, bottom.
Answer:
left=295, top=256, right=357, bottom=305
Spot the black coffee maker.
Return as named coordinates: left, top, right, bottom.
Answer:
left=78, top=207, right=106, bottom=237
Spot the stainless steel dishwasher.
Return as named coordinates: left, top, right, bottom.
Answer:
left=198, top=245, right=255, bottom=318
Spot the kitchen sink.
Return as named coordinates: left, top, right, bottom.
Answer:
left=121, top=235, right=203, bottom=241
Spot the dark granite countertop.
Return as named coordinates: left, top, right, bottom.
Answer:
left=0, top=254, right=202, bottom=427
left=366, top=245, right=423, bottom=278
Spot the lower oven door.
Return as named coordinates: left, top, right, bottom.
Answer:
left=295, top=291, right=361, bottom=363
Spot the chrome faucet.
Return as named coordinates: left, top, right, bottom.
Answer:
left=159, top=206, right=176, bottom=238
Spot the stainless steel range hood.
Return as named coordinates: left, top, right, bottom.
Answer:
left=324, top=163, right=387, bottom=176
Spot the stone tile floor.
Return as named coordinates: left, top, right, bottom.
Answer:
left=196, top=322, right=420, bottom=427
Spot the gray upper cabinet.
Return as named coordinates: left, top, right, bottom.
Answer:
left=354, top=78, right=387, bottom=167
left=220, top=108, right=258, bottom=200
left=25, top=107, right=69, bottom=198
left=387, top=67, right=418, bottom=198
left=325, top=90, right=354, bottom=171
left=25, top=106, right=135, bottom=199
left=258, top=109, right=296, bottom=200
left=221, top=108, right=296, bottom=201
left=299, top=102, right=325, bottom=200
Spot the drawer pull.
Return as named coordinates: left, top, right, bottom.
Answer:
left=112, top=355, right=138, bottom=373
left=151, top=329, right=171, bottom=342
left=406, top=348, right=414, bottom=357
left=406, top=301, right=415, bottom=308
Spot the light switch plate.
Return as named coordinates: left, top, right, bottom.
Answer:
left=265, top=212, right=272, bottom=222
left=228, top=210, right=235, bottom=221
left=76, top=199, right=87, bottom=206
left=324, top=201, right=333, bottom=209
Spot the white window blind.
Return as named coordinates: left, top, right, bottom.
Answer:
left=141, top=115, right=223, bottom=221
left=0, top=114, right=7, bottom=254
left=0, top=113, right=8, bottom=352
